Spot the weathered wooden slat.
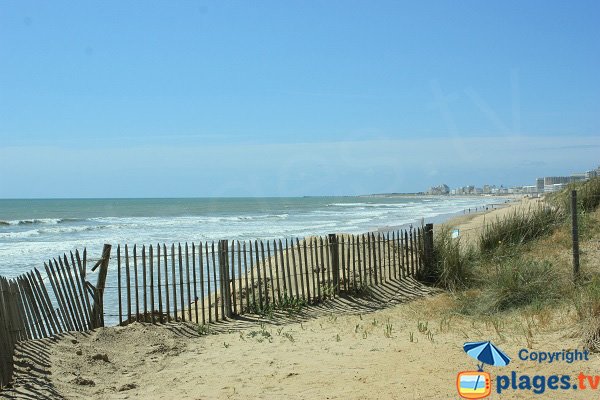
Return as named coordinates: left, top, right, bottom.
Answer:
left=391, top=232, right=397, bottom=279
left=295, top=238, right=306, bottom=302
left=410, top=229, right=415, bottom=276
left=406, top=230, right=412, bottom=276
left=15, top=277, right=37, bottom=339
left=16, top=278, right=31, bottom=338
left=192, top=243, right=199, bottom=323
left=254, top=241, right=263, bottom=311
left=142, top=245, right=148, bottom=321
left=0, top=279, right=16, bottom=385
left=157, top=244, right=163, bottom=323
left=318, top=237, right=325, bottom=301
left=34, top=269, right=63, bottom=333
left=291, top=239, right=300, bottom=300
left=248, top=241, right=256, bottom=311
left=399, top=230, right=405, bottom=278
left=44, top=261, right=73, bottom=331
left=27, top=271, right=56, bottom=335
left=205, top=241, right=212, bottom=323
left=362, top=235, right=369, bottom=286
left=420, top=227, right=425, bottom=273
left=324, top=237, right=332, bottom=296
left=266, top=241, right=276, bottom=305
left=230, top=241, right=237, bottom=315
left=311, top=237, right=318, bottom=302
left=285, top=239, right=293, bottom=299
left=225, top=241, right=233, bottom=318
left=278, top=239, right=287, bottom=297
left=117, top=245, right=122, bottom=325
left=55, top=258, right=83, bottom=331
left=346, top=235, right=352, bottom=290
left=90, top=244, right=112, bottom=328
left=243, top=241, right=249, bottom=314
left=6, top=280, right=25, bottom=341
left=61, top=256, right=86, bottom=330
left=125, top=245, right=132, bottom=323
left=68, top=254, right=89, bottom=328
left=163, top=244, right=170, bottom=322
left=70, top=252, right=91, bottom=329
left=171, top=244, right=178, bottom=321
left=7, top=280, right=26, bottom=341
left=150, top=245, right=155, bottom=323
left=133, top=245, right=140, bottom=322
left=340, top=236, right=346, bottom=292
left=21, top=275, right=46, bottom=338
left=354, top=235, right=360, bottom=288
left=0, top=280, right=11, bottom=386
left=199, top=242, right=206, bottom=324
left=219, top=241, right=230, bottom=318
left=272, top=240, right=281, bottom=303
left=237, top=241, right=243, bottom=314
left=378, top=233, right=384, bottom=283
left=377, top=232, right=386, bottom=283
left=185, top=243, right=191, bottom=322
left=260, top=241, right=270, bottom=306
left=29, top=271, right=56, bottom=335
left=370, top=234, right=378, bottom=285
left=211, top=242, right=218, bottom=321
left=302, top=239, right=311, bottom=303
left=388, top=232, right=393, bottom=280
left=178, top=243, right=185, bottom=322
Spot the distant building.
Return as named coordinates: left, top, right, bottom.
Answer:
left=483, top=184, right=496, bottom=194
left=544, top=176, right=570, bottom=192
left=536, top=178, right=544, bottom=193
left=426, top=184, right=450, bottom=195
left=571, top=173, right=587, bottom=182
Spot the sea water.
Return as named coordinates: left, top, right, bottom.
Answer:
left=0, top=196, right=503, bottom=278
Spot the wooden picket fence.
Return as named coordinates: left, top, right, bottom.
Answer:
left=114, top=227, right=433, bottom=326
left=1, top=225, right=434, bottom=389
left=0, top=245, right=111, bottom=388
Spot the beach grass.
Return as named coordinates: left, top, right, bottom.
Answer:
left=431, top=179, right=600, bottom=329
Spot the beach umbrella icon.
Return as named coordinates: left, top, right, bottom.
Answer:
left=463, top=341, right=511, bottom=371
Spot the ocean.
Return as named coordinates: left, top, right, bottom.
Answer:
left=0, top=196, right=503, bottom=279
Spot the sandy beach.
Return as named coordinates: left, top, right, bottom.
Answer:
left=5, top=196, right=599, bottom=400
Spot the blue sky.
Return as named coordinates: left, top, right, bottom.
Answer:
left=1, top=1, right=599, bottom=197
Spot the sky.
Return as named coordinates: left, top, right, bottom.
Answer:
left=1, top=1, right=599, bottom=198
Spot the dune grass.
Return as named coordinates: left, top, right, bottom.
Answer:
left=430, top=178, right=600, bottom=330
left=478, top=205, right=564, bottom=253
left=548, top=177, right=600, bottom=214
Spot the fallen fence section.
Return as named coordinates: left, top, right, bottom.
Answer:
left=0, top=245, right=111, bottom=388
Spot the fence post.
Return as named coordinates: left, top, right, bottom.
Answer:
left=328, top=234, right=340, bottom=296
left=571, top=190, right=580, bottom=282
left=418, top=224, right=435, bottom=282
left=91, top=244, right=112, bottom=328
left=219, top=240, right=232, bottom=318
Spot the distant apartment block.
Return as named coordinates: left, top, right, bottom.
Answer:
left=434, top=164, right=599, bottom=196
left=426, top=184, right=450, bottom=195
left=536, top=178, right=544, bottom=193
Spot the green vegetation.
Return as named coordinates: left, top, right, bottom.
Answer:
left=548, top=177, right=600, bottom=214
left=247, top=292, right=307, bottom=318
left=428, top=178, right=600, bottom=349
left=430, top=226, right=476, bottom=290
left=479, top=206, right=564, bottom=253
